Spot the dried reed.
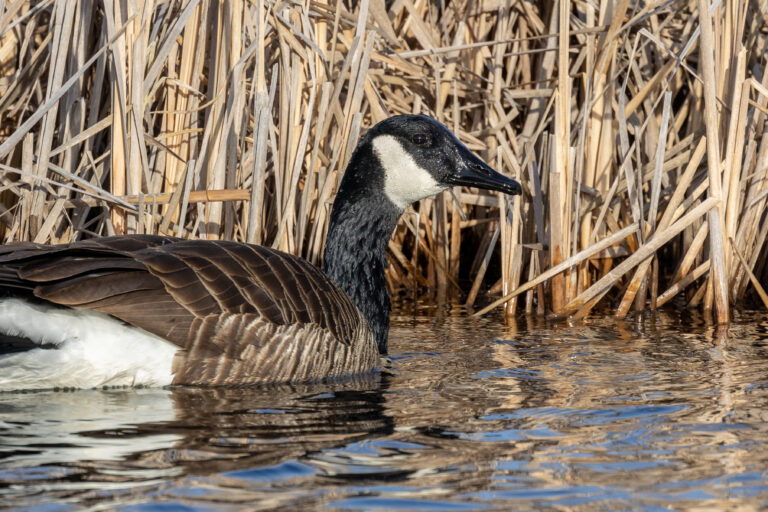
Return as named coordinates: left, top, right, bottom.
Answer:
left=1, top=0, right=766, bottom=319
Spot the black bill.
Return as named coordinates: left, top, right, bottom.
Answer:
left=447, top=147, right=522, bottom=196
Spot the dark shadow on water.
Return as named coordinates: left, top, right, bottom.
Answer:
left=124, top=375, right=394, bottom=476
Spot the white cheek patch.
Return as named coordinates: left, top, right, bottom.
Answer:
left=372, top=134, right=446, bottom=210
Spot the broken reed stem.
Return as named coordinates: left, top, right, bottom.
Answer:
left=564, top=198, right=719, bottom=317
left=730, top=237, right=768, bottom=310
left=474, top=223, right=639, bottom=317
left=0, top=0, right=765, bottom=317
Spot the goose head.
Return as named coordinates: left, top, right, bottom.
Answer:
left=342, top=114, right=522, bottom=210
left=324, top=115, right=523, bottom=354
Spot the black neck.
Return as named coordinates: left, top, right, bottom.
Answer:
left=322, top=144, right=401, bottom=353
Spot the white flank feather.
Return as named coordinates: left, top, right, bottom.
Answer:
left=0, top=298, right=178, bottom=391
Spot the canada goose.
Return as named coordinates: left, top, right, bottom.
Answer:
left=0, top=115, right=521, bottom=390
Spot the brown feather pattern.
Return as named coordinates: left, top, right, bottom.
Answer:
left=0, top=235, right=378, bottom=384
left=172, top=312, right=377, bottom=385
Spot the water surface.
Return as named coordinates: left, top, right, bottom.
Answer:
left=2, top=309, right=768, bottom=510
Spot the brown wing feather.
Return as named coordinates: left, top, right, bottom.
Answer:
left=18, top=257, right=146, bottom=281
left=33, top=271, right=161, bottom=304
left=0, top=236, right=363, bottom=352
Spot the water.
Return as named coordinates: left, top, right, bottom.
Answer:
left=2, top=308, right=768, bottom=511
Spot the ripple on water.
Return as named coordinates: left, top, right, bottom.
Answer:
left=2, top=311, right=768, bottom=511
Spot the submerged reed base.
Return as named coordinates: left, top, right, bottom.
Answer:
left=1, top=1, right=766, bottom=320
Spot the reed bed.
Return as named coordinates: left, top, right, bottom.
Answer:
left=1, top=0, right=767, bottom=320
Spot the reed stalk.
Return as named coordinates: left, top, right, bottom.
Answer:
left=1, top=0, right=766, bottom=318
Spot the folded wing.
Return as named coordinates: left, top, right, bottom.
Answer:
left=0, top=235, right=362, bottom=350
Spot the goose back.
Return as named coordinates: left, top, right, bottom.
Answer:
left=0, top=235, right=378, bottom=384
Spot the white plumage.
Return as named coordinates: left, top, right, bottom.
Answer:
left=0, top=298, right=177, bottom=391
left=373, top=134, right=445, bottom=210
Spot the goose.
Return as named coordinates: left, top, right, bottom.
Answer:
left=0, top=115, right=521, bottom=390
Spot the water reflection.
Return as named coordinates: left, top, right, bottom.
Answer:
left=1, top=310, right=768, bottom=510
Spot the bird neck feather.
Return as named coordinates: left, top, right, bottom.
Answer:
left=323, top=150, right=401, bottom=354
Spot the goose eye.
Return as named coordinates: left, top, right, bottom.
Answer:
left=411, top=133, right=429, bottom=145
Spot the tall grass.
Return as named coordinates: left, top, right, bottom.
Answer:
left=1, top=0, right=766, bottom=319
